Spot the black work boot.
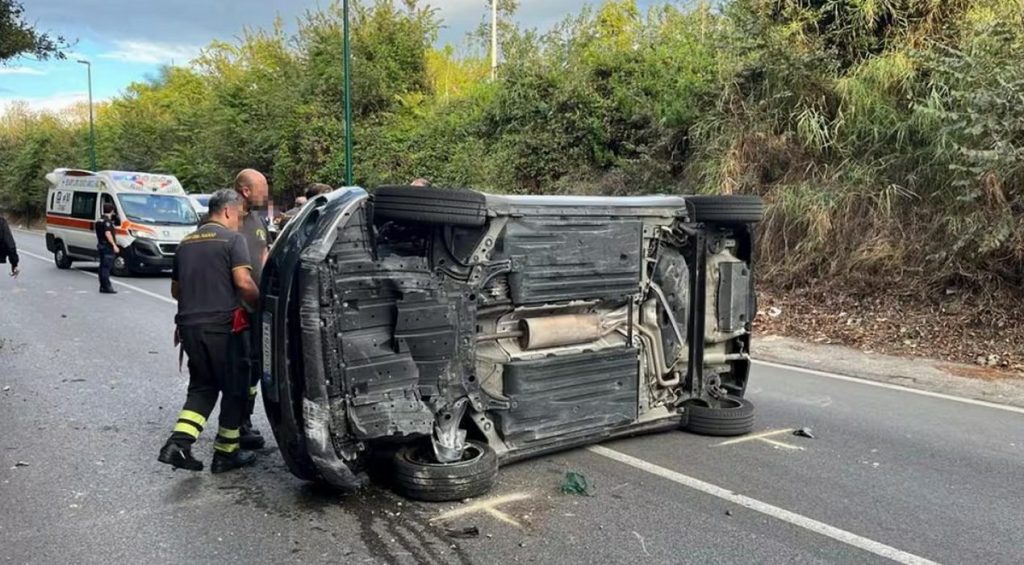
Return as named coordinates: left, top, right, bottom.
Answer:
left=158, top=440, right=204, bottom=471
left=210, top=450, right=257, bottom=474
left=240, top=421, right=265, bottom=450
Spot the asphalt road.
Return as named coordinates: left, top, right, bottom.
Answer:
left=2, top=230, right=1022, bottom=565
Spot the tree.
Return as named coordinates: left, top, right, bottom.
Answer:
left=0, top=0, right=69, bottom=63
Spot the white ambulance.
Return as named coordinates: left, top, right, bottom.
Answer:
left=45, top=169, right=199, bottom=275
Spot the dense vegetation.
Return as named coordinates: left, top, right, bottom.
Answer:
left=2, top=0, right=1022, bottom=297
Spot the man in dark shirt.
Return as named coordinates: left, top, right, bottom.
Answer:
left=232, top=169, right=271, bottom=449
left=95, top=203, right=119, bottom=294
left=0, top=215, right=19, bottom=278
left=158, top=189, right=260, bottom=474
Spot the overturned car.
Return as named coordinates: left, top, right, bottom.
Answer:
left=260, top=186, right=762, bottom=501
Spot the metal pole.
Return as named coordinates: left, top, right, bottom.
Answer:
left=77, top=60, right=97, bottom=170
left=343, top=0, right=354, bottom=186
left=490, top=0, right=498, bottom=80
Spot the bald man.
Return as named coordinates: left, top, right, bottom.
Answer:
left=233, top=169, right=270, bottom=450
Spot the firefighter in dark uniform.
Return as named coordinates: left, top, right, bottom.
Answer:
left=158, top=189, right=260, bottom=473
left=232, top=169, right=271, bottom=449
left=95, top=203, right=119, bottom=294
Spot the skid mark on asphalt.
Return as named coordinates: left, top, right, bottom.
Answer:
left=430, top=492, right=533, bottom=528
left=713, top=428, right=805, bottom=451
left=588, top=445, right=940, bottom=565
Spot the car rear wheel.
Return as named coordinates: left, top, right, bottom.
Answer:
left=53, top=243, right=72, bottom=269
left=392, top=440, right=499, bottom=502
left=681, top=395, right=755, bottom=437
left=373, top=186, right=487, bottom=227
left=687, top=195, right=764, bottom=225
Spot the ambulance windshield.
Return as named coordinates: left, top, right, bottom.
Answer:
left=118, top=194, right=198, bottom=226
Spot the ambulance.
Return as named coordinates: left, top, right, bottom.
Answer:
left=44, top=169, right=199, bottom=275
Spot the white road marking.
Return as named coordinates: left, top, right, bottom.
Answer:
left=714, top=428, right=794, bottom=446
left=753, top=359, right=1024, bottom=416
left=713, top=428, right=804, bottom=451
left=431, top=492, right=532, bottom=527
left=588, top=445, right=940, bottom=565
left=19, top=250, right=176, bottom=306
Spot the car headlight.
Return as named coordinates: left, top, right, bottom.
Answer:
left=129, top=229, right=151, bottom=239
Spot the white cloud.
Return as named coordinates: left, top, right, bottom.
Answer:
left=98, top=40, right=202, bottom=65
left=0, top=91, right=97, bottom=118
left=0, top=66, right=46, bottom=76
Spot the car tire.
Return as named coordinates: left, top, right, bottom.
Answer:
left=392, top=440, right=499, bottom=502
left=687, top=195, right=764, bottom=224
left=373, top=186, right=487, bottom=227
left=682, top=395, right=755, bottom=437
left=53, top=242, right=72, bottom=269
left=112, top=255, right=130, bottom=277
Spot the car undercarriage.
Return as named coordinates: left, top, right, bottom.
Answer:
left=260, top=186, right=762, bottom=500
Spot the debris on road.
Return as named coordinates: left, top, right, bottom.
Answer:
left=2, top=385, right=10, bottom=392
left=559, top=471, right=590, bottom=496
left=444, top=526, right=480, bottom=539
left=725, top=510, right=734, bottom=516
left=13, top=461, right=29, bottom=468
left=793, top=427, right=815, bottom=439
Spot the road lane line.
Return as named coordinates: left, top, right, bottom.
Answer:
left=587, top=445, right=940, bottom=565
left=753, top=359, right=1024, bottom=415
left=19, top=250, right=176, bottom=306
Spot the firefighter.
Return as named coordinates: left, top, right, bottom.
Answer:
left=95, top=203, right=119, bottom=294
left=232, top=169, right=271, bottom=449
left=158, top=189, right=260, bottom=473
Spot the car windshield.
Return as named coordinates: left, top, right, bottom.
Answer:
left=118, top=194, right=198, bottom=226
left=193, top=195, right=210, bottom=207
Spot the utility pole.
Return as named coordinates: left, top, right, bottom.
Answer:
left=343, top=0, right=354, bottom=186
left=490, top=0, right=498, bottom=80
left=76, top=59, right=97, bottom=171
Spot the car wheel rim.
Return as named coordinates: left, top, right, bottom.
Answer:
left=114, top=257, right=125, bottom=270
left=56, top=249, right=64, bottom=261
left=407, top=443, right=483, bottom=467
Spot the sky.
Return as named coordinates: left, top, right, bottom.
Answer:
left=0, top=0, right=660, bottom=116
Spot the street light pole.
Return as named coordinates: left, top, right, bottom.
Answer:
left=76, top=60, right=97, bottom=171
left=342, top=0, right=354, bottom=186
left=490, top=0, right=498, bottom=80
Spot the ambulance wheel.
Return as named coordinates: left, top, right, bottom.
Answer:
left=54, top=243, right=72, bottom=269
left=112, top=255, right=130, bottom=277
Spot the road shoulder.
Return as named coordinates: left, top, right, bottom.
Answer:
left=754, top=335, right=1024, bottom=409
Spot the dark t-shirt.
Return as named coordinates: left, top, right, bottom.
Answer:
left=240, top=212, right=268, bottom=287
left=95, top=217, right=114, bottom=248
left=172, top=222, right=251, bottom=327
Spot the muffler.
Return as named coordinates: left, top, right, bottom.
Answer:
left=519, top=314, right=603, bottom=350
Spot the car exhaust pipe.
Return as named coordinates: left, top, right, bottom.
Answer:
left=519, top=314, right=603, bottom=350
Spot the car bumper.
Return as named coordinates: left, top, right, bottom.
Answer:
left=122, top=239, right=175, bottom=272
